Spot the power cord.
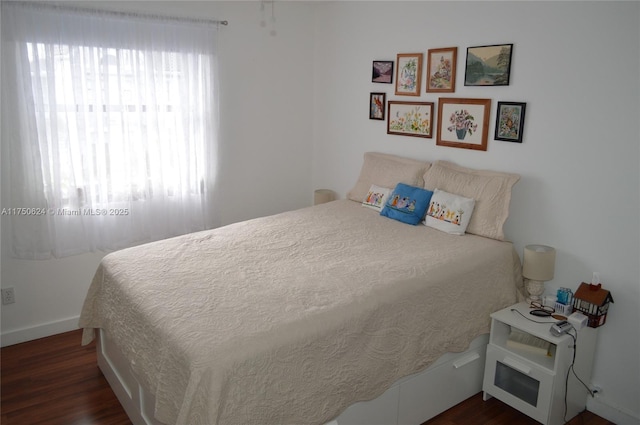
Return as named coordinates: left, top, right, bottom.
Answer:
left=563, top=327, right=595, bottom=423
left=509, top=308, right=595, bottom=422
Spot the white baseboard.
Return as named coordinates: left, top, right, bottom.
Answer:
left=0, top=316, right=80, bottom=347
left=587, top=394, right=640, bottom=425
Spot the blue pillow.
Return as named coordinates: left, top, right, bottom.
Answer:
left=380, top=183, right=434, bottom=225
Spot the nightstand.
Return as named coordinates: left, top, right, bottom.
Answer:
left=482, top=302, right=598, bottom=425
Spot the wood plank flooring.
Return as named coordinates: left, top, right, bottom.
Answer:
left=1, top=330, right=130, bottom=425
left=1, top=330, right=615, bottom=425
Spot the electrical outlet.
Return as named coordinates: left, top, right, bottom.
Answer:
left=2, top=287, right=16, bottom=305
left=592, top=385, right=602, bottom=396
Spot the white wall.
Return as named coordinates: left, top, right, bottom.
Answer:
left=1, top=1, right=638, bottom=423
left=311, top=1, right=639, bottom=423
left=1, top=1, right=316, bottom=343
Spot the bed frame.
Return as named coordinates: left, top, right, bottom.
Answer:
left=97, top=328, right=488, bottom=425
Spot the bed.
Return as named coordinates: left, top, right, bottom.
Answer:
left=79, top=152, right=524, bottom=425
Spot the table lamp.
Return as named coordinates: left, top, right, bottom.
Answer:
left=314, top=189, right=335, bottom=205
left=522, top=244, right=556, bottom=303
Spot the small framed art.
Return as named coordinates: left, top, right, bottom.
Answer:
left=437, top=98, right=491, bottom=151
left=464, top=44, right=513, bottom=86
left=387, top=101, right=434, bottom=138
left=495, top=101, right=526, bottom=143
left=426, top=47, right=457, bottom=93
left=369, top=92, right=386, bottom=120
left=372, top=61, right=393, bottom=83
left=395, top=53, right=423, bottom=96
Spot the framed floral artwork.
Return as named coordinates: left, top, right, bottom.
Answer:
left=464, top=44, right=513, bottom=86
left=426, top=47, right=457, bottom=93
left=369, top=92, right=386, bottom=120
left=372, top=61, right=394, bottom=84
left=495, top=101, right=526, bottom=143
left=436, top=98, right=491, bottom=151
left=387, top=101, right=434, bottom=138
left=395, top=53, right=423, bottom=96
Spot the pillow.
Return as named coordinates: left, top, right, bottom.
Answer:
left=380, top=183, right=433, bottom=225
left=348, top=152, right=431, bottom=203
left=423, top=161, right=520, bottom=240
left=424, top=189, right=475, bottom=235
left=362, top=184, right=391, bottom=211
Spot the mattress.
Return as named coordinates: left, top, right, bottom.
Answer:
left=79, top=200, right=521, bottom=425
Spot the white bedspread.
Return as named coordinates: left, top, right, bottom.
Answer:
left=79, top=200, right=521, bottom=425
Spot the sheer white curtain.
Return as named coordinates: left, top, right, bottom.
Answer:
left=1, top=2, right=220, bottom=259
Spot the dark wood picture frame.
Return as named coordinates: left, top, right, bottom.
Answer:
left=426, top=47, right=457, bottom=93
left=495, top=101, right=526, bottom=143
left=372, top=61, right=394, bottom=84
left=464, top=44, right=513, bottom=86
left=387, top=101, right=434, bottom=138
left=369, top=92, right=386, bottom=120
left=437, top=97, right=491, bottom=151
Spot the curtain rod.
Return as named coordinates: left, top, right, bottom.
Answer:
left=6, top=1, right=228, bottom=27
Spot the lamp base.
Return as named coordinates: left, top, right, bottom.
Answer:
left=525, top=278, right=545, bottom=303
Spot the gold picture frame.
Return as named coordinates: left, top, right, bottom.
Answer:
left=395, top=53, right=423, bottom=96
left=426, top=47, right=457, bottom=93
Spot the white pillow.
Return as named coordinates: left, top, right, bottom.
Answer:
left=348, top=152, right=431, bottom=203
left=424, top=188, right=475, bottom=235
left=423, top=161, right=519, bottom=240
left=362, top=184, right=391, bottom=211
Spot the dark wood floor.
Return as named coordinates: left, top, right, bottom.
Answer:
left=1, top=330, right=615, bottom=425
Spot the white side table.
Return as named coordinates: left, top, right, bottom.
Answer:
left=482, top=302, right=597, bottom=425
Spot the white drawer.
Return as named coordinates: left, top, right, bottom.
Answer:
left=483, top=344, right=555, bottom=424
left=398, top=344, right=486, bottom=424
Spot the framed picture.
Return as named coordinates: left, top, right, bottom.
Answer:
left=395, top=53, right=423, bottom=96
left=369, top=92, right=386, bottom=120
left=426, top=47, right=457, bottom=93
left=495, top=101, right=526, bottom=143
left=372, top=61, right=393, bottom=84
left=437, top=98, right=491, bottom=151
left=387, top=101, right=434, bottom=138
left=464, top=44, right=513, bottom=86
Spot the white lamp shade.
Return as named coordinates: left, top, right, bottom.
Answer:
left=314, top=189, right=335, bottom=205
left=523, top=245, right=556, bottom=281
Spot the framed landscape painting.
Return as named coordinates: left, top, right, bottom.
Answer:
left=395, top=53, right=423, bottom=96
left=387, top=101, right=434, bottom=138
left=426, top=47, right=457, bottom=93
left=437, top=97, right=491, bottom=150
left=495, top=101, right=526, bottom=142
left=372, top=61, right=394, bottom=83
left=464, top=44, right=513, bottom=86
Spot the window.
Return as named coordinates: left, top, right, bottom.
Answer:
left=1, top=2, right=220, bottom=259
